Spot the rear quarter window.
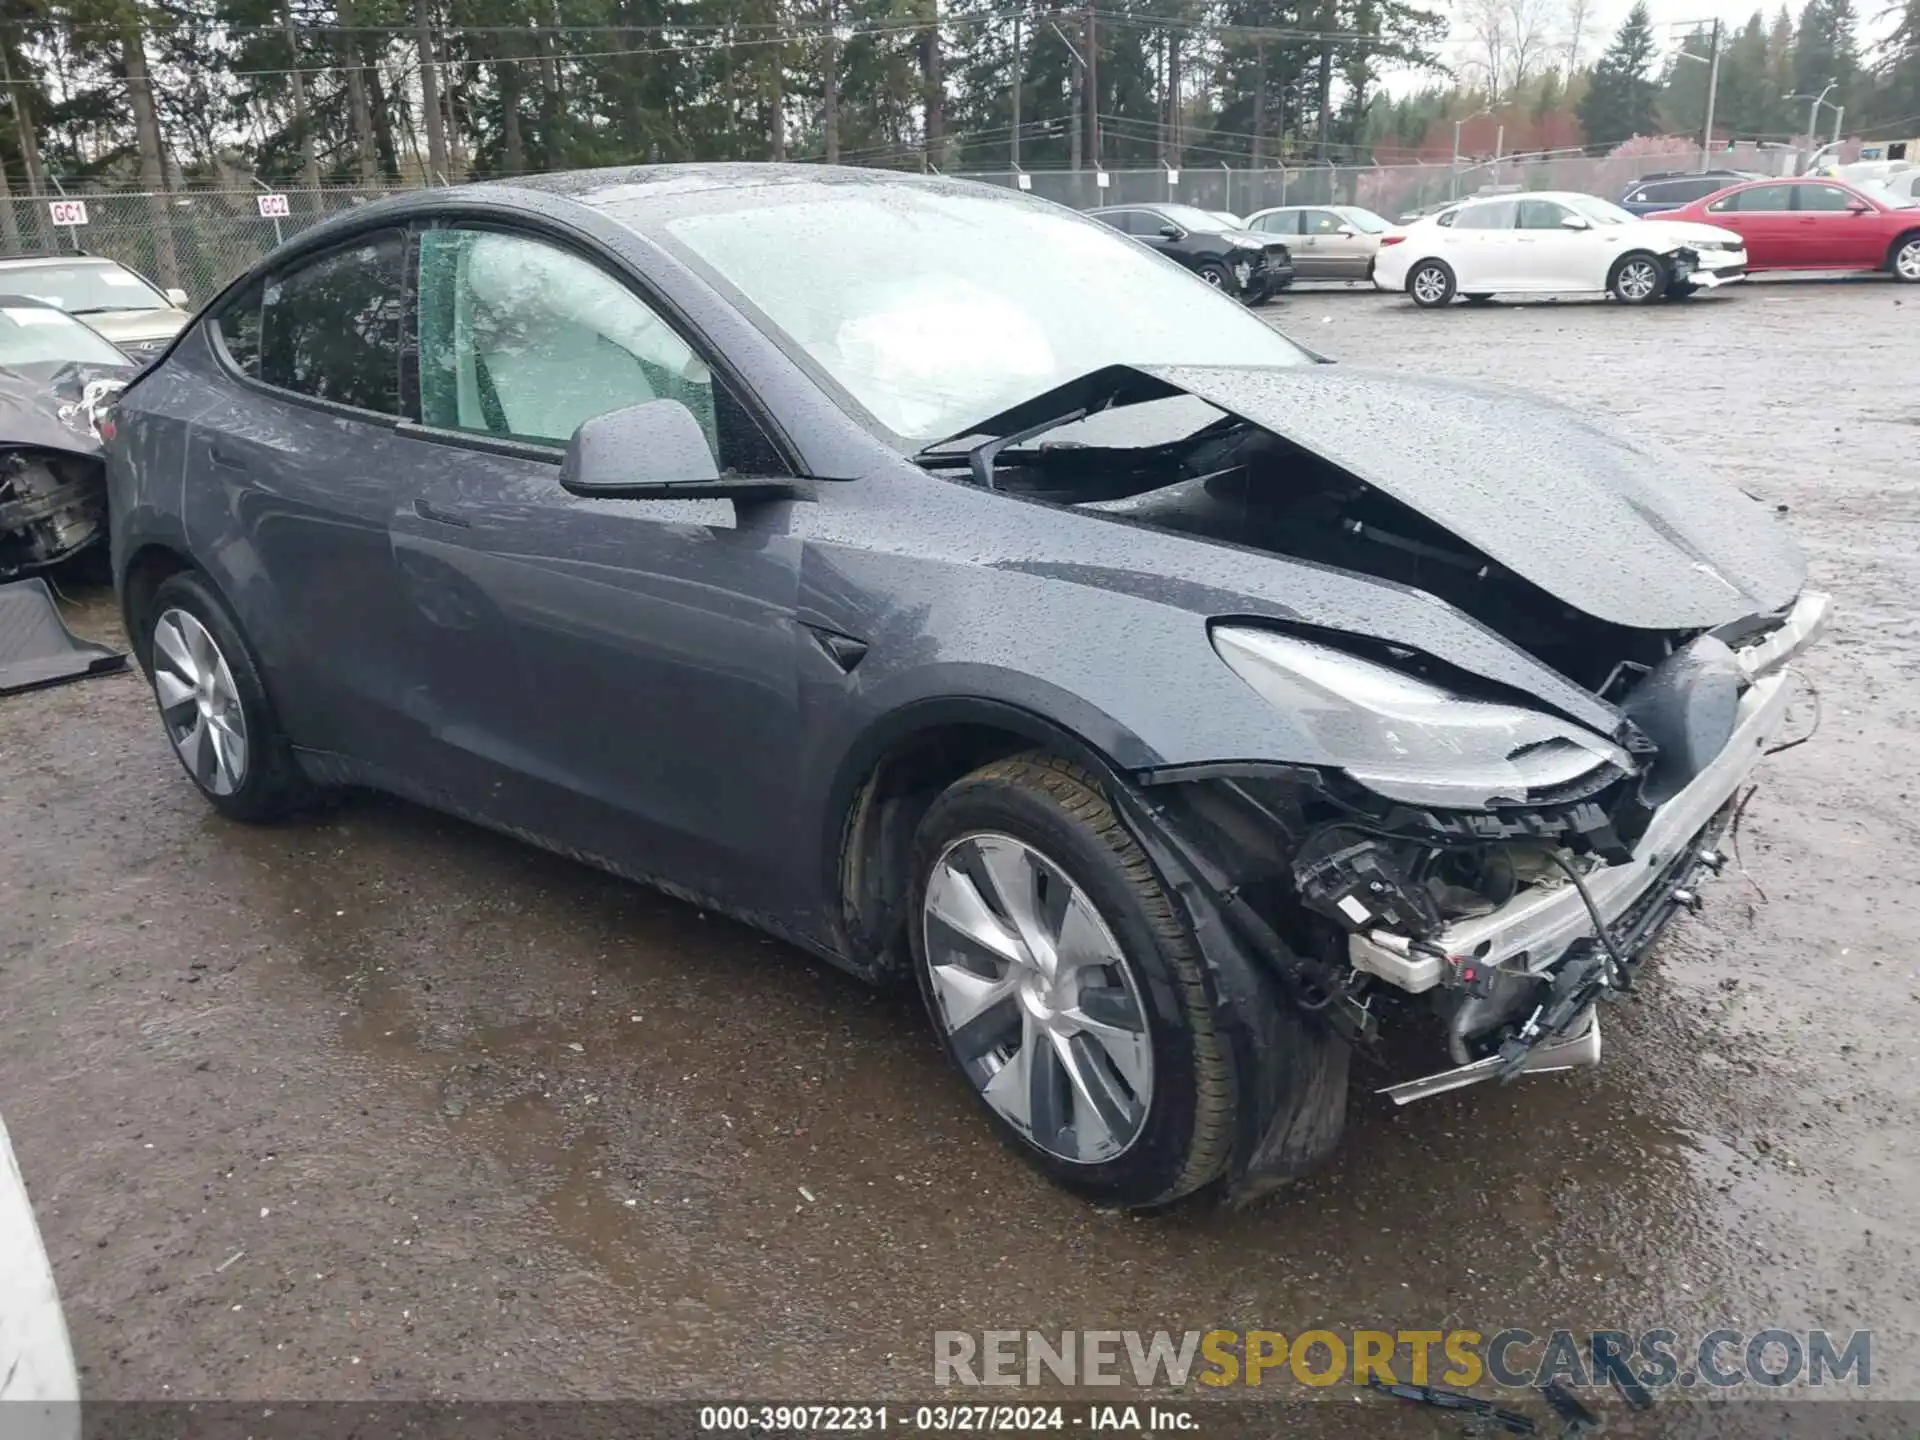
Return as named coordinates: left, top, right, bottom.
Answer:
left=213, top=280, right=263, bottom=378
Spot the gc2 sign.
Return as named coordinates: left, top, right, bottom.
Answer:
left=256, top=193, right=290, bottom=218
left=48, top=199, right=88, bottom=227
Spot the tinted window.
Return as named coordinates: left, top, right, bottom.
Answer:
left=1091, top=211, right=1129, bottom=233
left=1711, top=184, right=1794, bottom=213
left=258, top=231, right=405, bottom=413
left=1453, top=200, right=1516, bottom=230
left=1253, top=211, right=1300, bottom=235
left=214, top=280, right=263, bottom=378
left=417, top=227, right=724, bottom=458
left=1797, top=183, right=1857, bottom=211
left=1516, top=199, right=1575, bottom=229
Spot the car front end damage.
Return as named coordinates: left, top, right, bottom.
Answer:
left=0, top=365, right=129, bottom=580
left=1105, top=589, right=1827, bottom=1199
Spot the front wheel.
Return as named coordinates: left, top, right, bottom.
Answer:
left=1610, top=252, right=1666, bottom=304
left=1407, top=260, right=1456, bottom=307
left=909, top=754, right=1236, bottom=1208
left=1890, top=232, right=1920, bottom=282
left=1196, top=261, right=1231, bottom=290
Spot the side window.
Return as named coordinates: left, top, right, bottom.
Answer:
left=1516, top=199, right=1573, bottom=230
left=416, top=227, right=734, bottom=462
left=1453, top=200, right=1516, bottom=230
left=1254, top=211, right=1299, bottom=235
left=1091, top=211, right=1128, bottom=233
left=1714, top=184, right=1794, bottom=213
left=1797, top=184, right=1856, bottom=211
left=215, top=279, right=263, bottom=378
left=1673, top=179, right=1718, bottom=202
left=258, top=230, right=405, bottom=414
left=1625, top=187, right=1650, bottom=204
left=1302, top=209, right=1343, bottom=234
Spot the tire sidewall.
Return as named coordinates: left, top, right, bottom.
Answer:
left=1611, top=252, right=1665, bottom=304
left=1408, top=260, right=1455, bottom=307
left=908, top=773, right=1212, bottom=1207
left=1892, top=234, right=1920, bottom=282
left=146, top=571, right=298, bottom=821
left=1197, top=261, right=1230, bottom=291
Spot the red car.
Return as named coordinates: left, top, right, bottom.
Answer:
left=1651, top=176, right=1920, bottom=280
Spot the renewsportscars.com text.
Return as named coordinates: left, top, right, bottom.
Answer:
left=932, top=1328, right=1872, bottom=1392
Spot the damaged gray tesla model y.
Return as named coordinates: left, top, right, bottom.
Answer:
left=103, top=166, right=1827, bottom=1208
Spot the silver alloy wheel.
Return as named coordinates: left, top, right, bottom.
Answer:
left=1202, top=268, right=1223, bottom=287
left=1411, top=265, right=1449, bottom=304
left=1616, top=258, right=1659, bottom=301
left=152, top=607, right=249, bottom=796
left=1897, top=238, right=1920, bottom=280
left=921, top=832, right=1154, bottom=1164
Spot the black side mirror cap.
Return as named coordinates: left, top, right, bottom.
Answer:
left=558, top=399, right=805, bottom=500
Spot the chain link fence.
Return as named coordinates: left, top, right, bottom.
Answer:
left=1, top=145, right=1805, bottom=307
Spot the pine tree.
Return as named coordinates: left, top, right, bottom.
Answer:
left=1576, top=1, right=1659, bottom=146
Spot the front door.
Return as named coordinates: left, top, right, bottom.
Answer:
left=1793, top=182, right=1885, bottom=267
left=387, top=223, right=808, bottom=919
left=1293, top=209, right=1348, bottom=278
left=1511, top=198, right=1602, bottom=290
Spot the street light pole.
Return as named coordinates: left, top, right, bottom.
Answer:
left=1700, top=19, right=1721, bottom=170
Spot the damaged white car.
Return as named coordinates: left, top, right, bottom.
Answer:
left=1374, top=191, right=1749, bottom=306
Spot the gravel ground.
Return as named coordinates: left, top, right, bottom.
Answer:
left=1, top=275, right=1915, bottom=1423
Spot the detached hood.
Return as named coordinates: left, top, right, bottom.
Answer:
left=1637, top=218, right=1745, bottom=247
left=1136, top=363, right=1805, bottom=630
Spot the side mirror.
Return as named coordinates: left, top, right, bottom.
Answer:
left=1561, top=214, right=1592, bottom=230
left=1157, top=223, right=1182, bottom=239
left=164, top=287, right=189, bottom=307
left=1334, top=226, right=1356, bottom=237
left=559, top=399, right=799, bottom=501
left=1847, top=201, right=1872, bottom=214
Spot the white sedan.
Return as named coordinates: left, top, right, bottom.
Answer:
left=1371, top=190, right=1748, bottom=307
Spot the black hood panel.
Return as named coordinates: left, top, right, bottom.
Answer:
left=1139, top=363, right=1806, bottom=630
left=0, top=361, right=134, bottom=459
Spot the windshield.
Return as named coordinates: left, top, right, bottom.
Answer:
left=1857, top=179, right=1919, bottom=209
left=1339, top=208, right=1390, bottom=233
left=1153, top=203, right=1237, bottom=232
left=1566, top=195, right=1637, bottom=226
left=657, top=184, right=1312, bottom=444
left=0, top=303, right=127, bottom=368
left=0, top=261, right=168, bottom=314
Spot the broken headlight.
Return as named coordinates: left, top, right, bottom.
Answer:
left=1211, top=626, right=1631, bottom=809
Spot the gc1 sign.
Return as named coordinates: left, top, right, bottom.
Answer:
left=256, top=193, right=290, bottom=218
left=47, top=199, right=88, bottom=227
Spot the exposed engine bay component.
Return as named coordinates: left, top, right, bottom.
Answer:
left=0, top=450, right=104, bottom=577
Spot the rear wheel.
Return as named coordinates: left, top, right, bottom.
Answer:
left=1890, top=232, right=1920, bottom=282
left=1407, top=260, right=1456, bottom=307
left=144, top=570, right=315, bottom=822
left=909, top=754, right=1235, bottom=1208
left=1609, top=252, right=1666, bottom=304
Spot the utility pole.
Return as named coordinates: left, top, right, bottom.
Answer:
left=1315, top=0, right=1334, bottom=162
left=1699, top=18, right=1721, bottom=171
left=1010, top=11, right=1022, bottom=171
left=1087, top=6, right=1101, bottom=167
left=824, top=0, right=840, bottom=163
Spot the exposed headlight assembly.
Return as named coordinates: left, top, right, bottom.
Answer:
left=1211, top=626, right=1631, bottom=808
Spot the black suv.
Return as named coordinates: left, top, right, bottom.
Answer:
left=1087, top=204, right=1294, bottom=302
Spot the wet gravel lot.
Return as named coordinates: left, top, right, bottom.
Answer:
left=2, top=277, right=1916, bottom=1419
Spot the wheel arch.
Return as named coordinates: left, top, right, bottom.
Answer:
left=825, top=696, right=1136, bottom=979
left=1607, top=248, right=1664, bottom=287
left=1886, top=227, right=1920, bottom=271
left=118, top=542, right=199, bottom=672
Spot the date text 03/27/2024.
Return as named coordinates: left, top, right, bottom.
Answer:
left=698, top=1406, right=1194, bottom=1432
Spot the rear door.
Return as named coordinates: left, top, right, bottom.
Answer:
left=183, top=230, right=428, bottom=771
left=1794, top=182, right=1884, bottom=267
left=386, top=221, right=808, bottom=916
left=1703, top=183, right=1798, bottom=267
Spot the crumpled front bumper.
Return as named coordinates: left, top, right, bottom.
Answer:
left=1349, top=589, right=1829, bottom=996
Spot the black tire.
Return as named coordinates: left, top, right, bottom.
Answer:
left=1889, top=231, right=1920, bottom=283
left=1463, top=293, right=1494, bottom=304
left=909, top=753, right=1236, bottom=1208
left=1196, top=260, right=1232, bottom=291
left=142, top=569, right=316, bottom=822
left=1609, top=251, right=1666, bottom=304
left=1407, top=259, right=1456, bottom=307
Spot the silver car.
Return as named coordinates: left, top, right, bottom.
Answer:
left=1242, top=204, right=1392, bottom=279
left=0, top=256, right=191, bottom=362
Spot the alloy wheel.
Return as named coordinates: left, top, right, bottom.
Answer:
left=1412, top=267, right=1449, bottom=304
left=1897, top=239, right=1920, bottom=281
left=1616, top=259, right=1659, bottom=301
left=1202, top=269, right=1223, bottom=287
left=153, top=607, right=249, bottom=796
left=921, top=832, right=1154, bottom=1164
